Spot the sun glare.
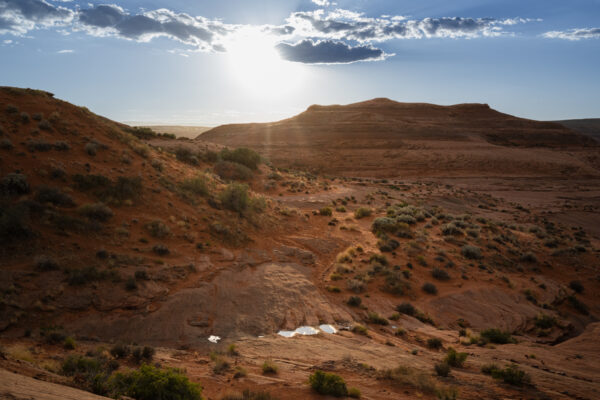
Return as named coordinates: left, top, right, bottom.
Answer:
left=226, top=29, right=305, bottom=98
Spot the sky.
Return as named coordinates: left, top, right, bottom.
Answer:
left=0, top=0, right=599, bottom=125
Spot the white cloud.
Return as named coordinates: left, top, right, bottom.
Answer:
left=542, top=27, right=600, bottom=41
left=57, top=48, right=72, bottom=53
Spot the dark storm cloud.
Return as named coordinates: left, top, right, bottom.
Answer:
left=276, top=39, right=387, bottom=64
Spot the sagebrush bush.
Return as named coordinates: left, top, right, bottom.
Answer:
left=368, top=312, right=389, bottom=325
left=220, top=147, right=261, bottom=170
left=180, top=175, right=209, bottom=196
left=219, top=183, right=254, bottom=214
left=427, top=338, right=443, bottom=349
left=261, top=360, right=278, bottom=374
left=111, top=364, right=202, bottom=400
left=422, top=282, right=438, bottom=295
left=214, top=160, right=253, bottom=181
left=487, top=364, right=531, bottom=386
left=35, top=186, right=75, bottom=207
left=444, top=348, right=467, bottom=367
left=347, top=296, right=362, bottom=307
left=461, top=245, right=482, bottom=259
left=396, top=302, right=416, bottom=316
left=79, top=203, right=113, bottom=222
left=153, top=244, right=170, bottom=256
left=431, top=267, right=450, bottom=281
left=175, top=147, right=200, bottom=165
left=480, top=328, right=514, bottom=344
left=309, top=370, right=348, bottom=397
left=1, top=173, right=30, bottom=195
left=569, top=280, right=584, bottom=293
left=145, top=220, right=170, bottom=238
left=354, top=207, right=372, bottom=219
left=435, top=362, right=450, bottom=377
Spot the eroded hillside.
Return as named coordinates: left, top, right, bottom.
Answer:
left=1, top=88, right=599, bottom=400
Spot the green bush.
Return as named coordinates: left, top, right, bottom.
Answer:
left=396, top=302, right=416, bottom=316
left=145, top=220, right=170, bottom=238
left=79, top=203, right=113, bottom=222
left=368, top=312, right=389, bottom=325
left=35, top=186, right=75, bottom=207
left=219, top=183, right=250, bottom=214
left=67, top=266, right=107, bottom=285
left=220, top=147, right=261, bottom=170
left=534, top=314, right=556, bottom=329
left=348, top=387, right=361, bottom=398
left=347, top=296, right=362, bottom=307
left=319, top=207, right=333, bottom=216
left=175, top=147, right=199, bottom=165
left=72, top=174, right=141, bottom=204
left=111, top=364, right=202, bottom=400
left=64, top=336, right=76, bottom=350
left=110, top=343, right=131, bottom=359
left=354, top=207, right=372, bottom=219
left=214, top=160, right=253, bottom=181
left=180, top=175, right=209, bottom=196
left=431, top=268, right=450, bottom=281
left=422, top=282, right=438, bottom=295
left=435, top=362, right=450, bottom=377
left=461, top=245, right=482, bottom=260
left=427, top=338, right=443, bottom=349
left=489, top=364, right=531, bottom=386
left=309, top=370, right=348, bottom=397
left=261, top=360, right=278, bottom=374
left=444, top=348, right=467, bottom=367
left=480, top=328, right=514, bottom=344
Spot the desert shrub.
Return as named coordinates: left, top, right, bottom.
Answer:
left=41, top=326, right=66, bottom=344
left=441, top=223, right=463, bottom=236
left=20, top=112, right=30, bottom=123
left=131, top=346, right=155, bottom=364
left=72, top=174, right=141, bottom=204
left=79, top=203, right=113, bottom=222
left=444, top=348, right=467, bottom=367
left=48, top=212, right=101, bottom=233
left=354, top=207, right=372, bottom=219
left=220, top=183, right=249, bottom=214
left=427, top=338, right=443, bottom=349
left=85, top=142, right=98, bottom=156
left=212, top=358, right=230, bottom=374
left=396, top=214, right=416, bottom=225
left=372, top=217, right=397, bottom=234
left=383, top=272, right=410, bottom=295
left=5, top=104, right=18, bottom=113
left=64, top=336, right=76, bottom=350
left=214, top=160, right=253, bottom=181
left=150, top=159, right=163, bottom=172
left=27, top=139, right=53, bottom=152
left=53, top=141, right=70, bottom=151
left=489, top=364, right=531, bottom=386
left=396, top=302, right=416, bottom=316
left=569, top=280, right=584, bottom=293
left=180, top=175, right=209, bottom=196
left=145, top=220, right=170, bottom=238
left=347, top=387, right=361, bottom=398
left=431, top=268, right=450, bottom=281
left=368, top=312, right=389, bottom=325
left=0, top=138, right=13, bottom=150
left=35, top=255, right=59, bottom=271
left=461, top=245, right=482, bottom=260
left=35, top=186, right=75, bottom=207
left=175, top=147, right=199, bottom=165
left=534, top=314, right=556, bottom=329
left=347, top=296, right=362, bottom=307
left=480, top=328, right=514, bottom=344
left=111, top=364, right=202, bottom=400
left=125, top=126, right=157, bottom=140
left=1, top=173, right=30, bottom=195
left=0, top=202, right=32, bottom=242
left=220, top=147, right=261, bottom=170
left=38, top=120, right=52, bottom=131
left=309, top=370, right=348, bottom=397
left=153, top=244, right=170, bottom=256
left=422, top=282, right=438, bottom=295
left=435, top=362, right=450, bottom=377
left=378, top=237, right=399, bottom=252
left=319, top=207, right=333, bottom=216
left=347, top=279, right=366, bottom=293
left=67, top=266, right=107, bottom=285
left=352, top=324, right=368, bottom=336
left=520, top=252, right=537, bottom=263
left=262, top=360, right=278, bottom=374
left=110, top=343, right=131, bottom=359
left=377, top=365, right=439, bottom=395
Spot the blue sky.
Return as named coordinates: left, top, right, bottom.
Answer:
left=1, top=0, right=599, bottom=125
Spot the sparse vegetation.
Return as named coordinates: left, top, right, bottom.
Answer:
left=262, top=360, right=278, bottom=374
left=220, top=147, right=261, bottom=170
left=480, top=328, right=514, bottom=344
left=78, top=203, right=113, bottom=221
left=569, top=280, right=584, bottom=293
left=146, top=220, right=170, bottom=238
left=309, top=370, right=348, bottom=397
left=214, top=160, right=253, bottom=181
left=461, top=245, right=482, bottom=259
left=354, top=207, right=372, bottom=219
left=431, top=267, right=450, bottom=281
left=444, top=348, right=467, bottom=367
left=482, top=364, right=531, bottom=386
left=422, top=282, right=438, bottom=295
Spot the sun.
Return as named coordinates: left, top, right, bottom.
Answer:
left=225, top=29, right=305, bottom=98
